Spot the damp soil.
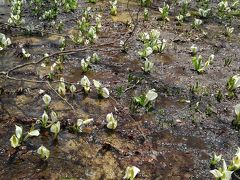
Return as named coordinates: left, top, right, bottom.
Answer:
left=0, top=0, right=240, bottom=179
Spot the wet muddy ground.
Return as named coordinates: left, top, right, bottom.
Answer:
left=0, top=0, right=240, bottom=179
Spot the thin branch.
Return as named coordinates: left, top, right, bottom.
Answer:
left=109, top=95, right=147, bottom=140
left=2, top=42, right=119, bottom=77
left=123, top=1, right=142, bottom=46
left=47, top=81, right=75, bottom=112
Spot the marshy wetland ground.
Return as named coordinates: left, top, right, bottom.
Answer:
left=0, top=0, right=240, bottom=179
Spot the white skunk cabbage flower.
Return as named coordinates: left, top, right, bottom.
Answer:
left=50, top=121, right=60, bottom=139
left=93, top=79, right=101, bottom=89
left=142, top=59, right=154, bottom=73
left=85, top=56, right=91, bottom=63
left=106, top=113, right=117, bottom=129
left=210, top=160, right=233, bottom=180
left=41, top=111, right=49, bottom=128
left=10, top=134, right=20, bottom=148
left=139, top=32, right=150, bottom=42
left=123, top=166, right=140, bottom=180
left=198, top=8, right=210, bottom=17
left=211, top=152, right=222, bottom=165
left=42, top=111, right=49, bottom=122
left=150, top=29, right=160, bottom=40
left=15, top=125, right=23, bottom=139
left=191, top=44, right=198, bottom=54
left=27, top=129, right=40, bottom=137
left=235, top=104, right=240, bottom=116
left=144, top=47, right=153, bottom=56
left=81, top=59, right=89, bottom=72
left=10, top=125, right=23, bottom=148
left=231, top=147, right=240, bottom=170
left=50, top=63, right=57, bottom=72
left=176, top=14, right=184, bottom=22
left=155, top=39, right=166, bottom=53
left=235, top=147, right=240, bottom=158
left=0, top=33, right=11, bottom=50
left=193, top=18, right=202, bottom=26
left=93, top=80, right=109, bottom=98
left=43, top=94, right=51, bottom=106
left=208, top=54, right=215, bottom=62
left=226, top=27, right=234, bottom=35
left=102, top=87, right=110, bottom=98
left=37, top=145, right=50, bottom=160
left=81, top=76, right=91, bottom=93
left=88, top=26, right=98, bottom=40
left=58, top=82, right=66, bottom=96
left=50, top=111, right=58, bottom=122
left=138, top=47, right=153, bottom=58
left=76, top=118, right=93, bottom=132
left=233, top=75, right=240, bottom=89
left=91, top=53, right=100, bottom=63
left=77, top=118, right=93, bottom=126
left=146, top=89, right=158, bottom=101
left=144, top=89, right=158, bottom=106
left=70, top=84, right=76, bottom=94
left=22, top=48, right=31, bottom=58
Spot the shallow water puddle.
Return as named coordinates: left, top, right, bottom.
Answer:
left=65, top=68, right=115, bottom=83
left=152, top=53, right=174, bottom=65
left=111, top=12, right=132, bottom=23
left=0, top=0, right=9, bottom=22
left=156, top=95, right=186, bottom=110
left=0, top=89, right=207, bottom=179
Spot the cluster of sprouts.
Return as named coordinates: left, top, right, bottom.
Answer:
left=70, top=8, right=101, bottom=45
left=138, top=29, right=166, bottom=73
left=190, top=45, right=214, bottom=74
left=210, top=147, right=240, bottom=180
left=0, top=33, right=11, bottom=51
left=132, top=89, right=158, bottom=112
left=8, top=0, right=25, bottom=25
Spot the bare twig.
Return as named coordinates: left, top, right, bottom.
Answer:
left=2, top=42, right=119, bottom=77
left=0, top=41, right=120, bottom=112
left=109, top=95, right=147, bottom=140
left=47, top=81, right=75, bottom=112
left=124, top=80, right=142, bottom=93
left=6, top=47, right=88, bottom=76
left=123, top=0, right=142, bottom=46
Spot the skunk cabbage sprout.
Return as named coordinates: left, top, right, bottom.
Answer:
left=81, top=75, right=91, bottom=93
left=123, top=166, right=140, bottom=180
left=70, top=84, right=77, bottom=95
left=50, top=121, right=60, bottom=139
left=210, top=152, right=222, bottom=166
left=22, top=48, right=31, bottom=58
left=106, top=113, right=117, bottom=129
left=142, top=59, right=154, bottom=73
left=10, top=125, right=23, bottom=148
left=37, top=145, right=50, bottom=160
left=0, top=33, right=11, bottom=51
left=93, top=80, right=110, bottom=98
left=210, top=160, right=233, bottom=180
left=43, top=94, right=51, bottom=106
